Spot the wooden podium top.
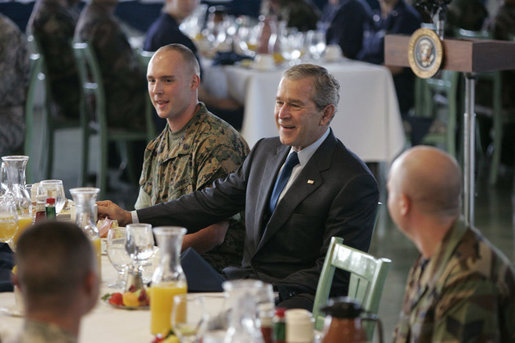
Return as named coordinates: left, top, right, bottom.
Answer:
left=385, top=34, right=515, bottom=73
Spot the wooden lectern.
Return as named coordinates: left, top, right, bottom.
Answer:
left=385, top=34, right=515, bottom=226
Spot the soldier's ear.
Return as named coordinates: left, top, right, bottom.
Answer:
left=191, top=74, right=200, bottom=90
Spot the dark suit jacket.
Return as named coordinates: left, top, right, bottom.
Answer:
left=138, top=131, right=379, bottom=304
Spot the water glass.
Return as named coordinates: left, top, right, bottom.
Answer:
left=172, top=294, right=207, bottom=343
left=39, top=179, right=66, bottom=214
left=125, top=223, right=155, bottom=271
left=107, top=227, right=131, bottom=289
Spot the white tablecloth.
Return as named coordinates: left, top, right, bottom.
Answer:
left=218, top=60, right=405, bottom=162
left=0, top=257, right=225, bottom=343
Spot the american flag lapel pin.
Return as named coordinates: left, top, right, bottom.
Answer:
left=307, top=179, right=315, bottom=184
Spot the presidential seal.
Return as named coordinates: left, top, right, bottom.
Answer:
left=408, top=28, right=443, bottom=78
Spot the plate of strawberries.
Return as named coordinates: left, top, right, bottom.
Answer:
left=102, top=286, right=150, bottom=310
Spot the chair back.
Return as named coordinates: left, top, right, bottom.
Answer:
left=312, top=237, right=391, bottom=340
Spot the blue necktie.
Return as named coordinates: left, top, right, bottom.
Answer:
left=269, top=152, right=299, bottom=213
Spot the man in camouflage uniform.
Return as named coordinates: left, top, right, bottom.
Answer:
left=0, top=14, right=29, bottom=156
left=387, top=146, right=515, bottom=342
left=75, top=0, right=146, bottom=130
left=13, top=222, right=99, bottom=343
left=27, top=0, right=81, bottom=120
left=135, top=44, right=249, bottom=272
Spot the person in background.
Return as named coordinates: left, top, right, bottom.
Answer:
left=98, top=63, right=379, bottom=310
left=0, top=14, right=29, bottom=157
left=75, top=0, right=147, bottom=132
left=446, top=0, right=489, bottom=36
left=262, top=0, right=321, bottom=32
left=358, top=0, right=420, bottom=117
left=136, top=43, right=249, bottom=272
left=144, top=0, right=245, bottom=131
left=325, top=0, right=373, bottom=59
left=27, top=0, right=82, bottom=121
left=387, top=146, right=515, bottom=342
left=12, top=221, right=99, bottom=343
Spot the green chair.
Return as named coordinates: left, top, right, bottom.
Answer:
left=73, top=42, right=155, bottom=199
left=24, top=35, right=89, bottom=185
left=455, top=28, right=503, bottom=184
left=23, top=52, right=43, bottom=183
left=312, top=237, right=391, bottom=340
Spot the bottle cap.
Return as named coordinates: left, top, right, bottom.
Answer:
left=321, top=297, right=363, bottom=319
left=46, top=197, right=56, bottom=205
left=275, top=307, right=286, bottom=317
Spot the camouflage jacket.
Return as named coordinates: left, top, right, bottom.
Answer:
left=0, top=14, right=29, bottom=155
left=75, top=3, right=146, bottom=129
left=137, top=103, right=249, bottom=272
left=393, top=221, right=515, bottom=343
left=27, top=0, right=81, bottom=119
left=13, top=320, right=76, bottom=343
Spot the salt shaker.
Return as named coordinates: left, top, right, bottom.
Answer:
left=285, top=309, right=314, bottom=343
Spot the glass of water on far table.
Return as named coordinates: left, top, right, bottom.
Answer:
left=39, top=179, right=66, bottom=214
left=172, top=294, right=207, bottom=343
left=106, top=227, right=132, bottom=289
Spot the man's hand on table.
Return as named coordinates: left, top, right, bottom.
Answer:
left=96, top=200, right=132, bottom=227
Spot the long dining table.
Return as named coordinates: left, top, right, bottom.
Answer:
left=0, top=256, right=226, bottom=343
left=204, top=59, right=405, bottom=163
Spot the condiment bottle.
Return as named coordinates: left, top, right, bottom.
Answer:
left=45, top=197, right=56, bottom=219
left=285, top=309, right=314, bottom=343
left=273, top=308, right=286, bottom=343
left=321, top=297, right=381, bottom=343
left=34, top=195, right=46, bottom=223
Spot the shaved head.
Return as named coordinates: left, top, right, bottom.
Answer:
left=389, top=146, right=461, bottom=218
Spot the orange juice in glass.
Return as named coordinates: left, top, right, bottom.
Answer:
left=91, top=237, right=102, bottom=275
left=12, top=215, right=33, bottom=246
left=0, top=218, right=18, bottom=242
left=150, top=282, right=187, bottom=335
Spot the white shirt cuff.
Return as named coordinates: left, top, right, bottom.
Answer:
left=131, top=210, right=139, bottom=224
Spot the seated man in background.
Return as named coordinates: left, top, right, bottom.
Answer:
left=388, top=146, right=515, bottom=342
left=136, top=44, right=249, bottom=272
left=358, top=0, right=420, bottom=118
left=75, top=0, right=147, bottom=132
left=325, top=0, right=373, bottom=59
left=12, top=221, right=99, bottom=343
left=0, top=13, right=29, bottom=156
left=99, top=63, right=379, bottom=310
left=27, top=0, right=81, bottom=120
left=144, top=0, right=245, bottom=131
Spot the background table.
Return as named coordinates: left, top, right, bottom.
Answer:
left=0, top=256, right=225, bottom=343
left=219, top=60, right=405, bottom=162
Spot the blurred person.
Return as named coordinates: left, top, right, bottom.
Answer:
left=387, top=146, right=515, bottom=342
left=75, top=0, right=147, bottom=131
left=144, top=0, right=245, bottom=131
left=262, top=0, right=321, bottom=32
left=98, top=63, right=379, bottom=310
left=446, top=0, right=489, bottom=35
left=325, top=0, right=373, bottom=59
left=0, top=14, right=29, bottom=156
left=27, top=0, right=82, bottom=120
left=358, top=0, right=420, bottom=117
left=136, top=43, right=249, bottom=272
left=12, top=221, right=99, bottom=343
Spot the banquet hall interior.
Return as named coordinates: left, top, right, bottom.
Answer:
left=1, top=0, right=514, bottom=340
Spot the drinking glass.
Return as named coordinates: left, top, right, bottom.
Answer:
left=0, top=195, right=18, bottom=244
left=307, top=30, right=326, bottom=61
left=39, top=179, right=66, bottom=214
left=172, top=294, right=207, bottom=343
left=107, top=227, right=132, bottom=289
left=125, top=223, right=155, bottom=272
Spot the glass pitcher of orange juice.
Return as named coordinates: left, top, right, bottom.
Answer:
left=69, top=187, right=101, bottom=272
left=150, top=227, right=188, bottom=336
left=1, top=156, right=33, bottom=250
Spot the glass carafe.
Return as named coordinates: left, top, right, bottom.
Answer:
left=69, top=187, right=101, bottom=272
left=223, top=279, right=265, bottom=343
left=150, top=226, right=188, bottom=336
left=1, top=156, right=33, bottom=249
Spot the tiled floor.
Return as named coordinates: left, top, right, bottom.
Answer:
left=28, top=122, right=514, bottom=340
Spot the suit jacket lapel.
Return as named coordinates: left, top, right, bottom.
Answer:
left=252, top=144, right=289, bottom=247
left=255, top=134, right=336, bottom=252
